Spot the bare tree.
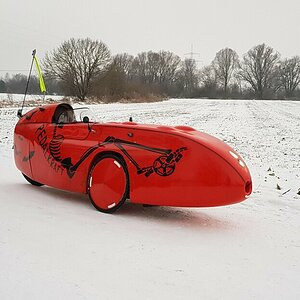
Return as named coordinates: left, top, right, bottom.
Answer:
left=199, top=64, right=218, bottom=97
left=0, top=79, right=6, bottom=93
left=95, top=53, right=135, bottom=99
left=157, top=51, right=181, bottom=85
left=212, top=48, right=239, bottom=98
left=147, top=51, right=161, bottom=84
left=276, top=56, right=300, bottom=98
left=5, top=73, right=40, bottom=94
left=239, top=44, right=280, bottom=99
left=129, top=51, right=181, bottom=95
left=200, top=65, right=217, bottom=88
left=177, top=58, right=199, bottom=97
left=44, top=38, right=111, bottom=101
left=131, top=52, right=148, bottom=83
left=112, top=53, right=134, bottom=78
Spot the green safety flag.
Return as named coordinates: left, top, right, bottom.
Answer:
left=33, top=56, right=46, bottom=93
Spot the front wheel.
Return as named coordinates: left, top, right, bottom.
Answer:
left=87, top=154, right=129, bottom=213
left=22, top=173, right=44, bottom=186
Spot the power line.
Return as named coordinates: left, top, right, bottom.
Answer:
left=184, top=44, right=203, bottom=67
left=184, top=44, right=200, bottom=61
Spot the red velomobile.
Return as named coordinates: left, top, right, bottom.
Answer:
left=14, top=103, right=252, bottom=213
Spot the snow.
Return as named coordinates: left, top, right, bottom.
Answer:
left=0, top=93, right=64, bottom=103
left=0, top=99, right=299, bottom=299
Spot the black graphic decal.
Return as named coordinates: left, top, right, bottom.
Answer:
left=14, top=142, right=35, bottom=162
left=23, top=151, right=35, bottom=162
left=35, top=125, right=64, bottom=175
left=35, top=125, right=187, bottom=179
left=59, top=145, right=99, bottom=179
left=101, top=136, right=187, bottom=177
left=25, top=107, right=45, bottom=121
left=153, top=148, right=185, bottom=176
left=26, top=109, right=38, bottom=120
left=49, top=126, right=64, bottom=161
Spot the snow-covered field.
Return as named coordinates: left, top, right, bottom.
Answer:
left=0, top=93, right=65, bottom=108
left=0, top=99, right=299, bottom=299
left=0, top=93, right=64, bottom=102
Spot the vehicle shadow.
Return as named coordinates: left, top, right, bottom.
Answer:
left=19, top=183, right=91, bottom=208
left=117, top=202, right=234, bottom=231
left=15, top=183, right=234, bottom=231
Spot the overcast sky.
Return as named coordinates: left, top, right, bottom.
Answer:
left=0, top=0, right=300, bottom=77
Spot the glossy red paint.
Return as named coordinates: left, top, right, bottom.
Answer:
left=88, top=156, right=128, bottom=212
left=14, top=103, right=252, bottom=212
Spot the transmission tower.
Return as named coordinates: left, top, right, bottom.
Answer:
left=184, top=44, right=202, bottom=66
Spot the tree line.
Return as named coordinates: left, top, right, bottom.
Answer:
left=1, top=38, right=300, bottom=101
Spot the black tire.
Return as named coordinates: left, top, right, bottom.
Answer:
left=87, top=154, right=129, bottom=213
left=22, top=173, right=44, bottom=186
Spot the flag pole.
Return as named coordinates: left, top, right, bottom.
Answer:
left=17, top=49, right=36, bottom=118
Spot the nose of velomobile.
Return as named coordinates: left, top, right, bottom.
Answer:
left=171, top=127, right=252, bottom=207
left=196, top=130, right=252, bottom=206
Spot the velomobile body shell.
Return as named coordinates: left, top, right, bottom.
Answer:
left=14, top=103, right=252, bottom=209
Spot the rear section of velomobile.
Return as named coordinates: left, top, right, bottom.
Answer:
left=102, top=123, right=252, bottom=207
